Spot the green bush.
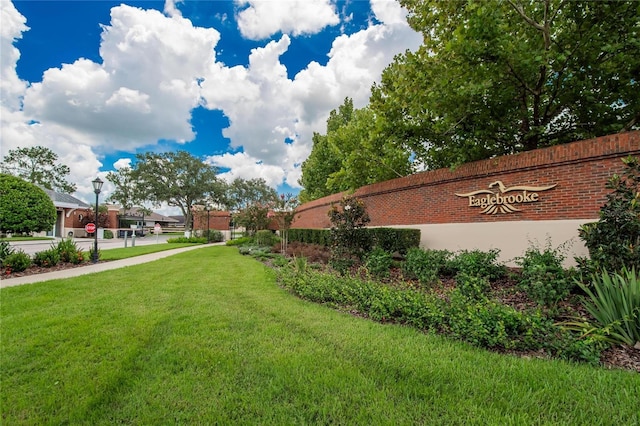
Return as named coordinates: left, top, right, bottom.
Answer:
left=3, top=250, right=31, bottom=272
left=578, top=156, right=640, bottom=273
left=517, top=241, right=574, bottom=306
left=445, top=290, right=532, bottom=349
left=225, top=236, right=253, bottom=246
left=368, top=228, right=421, bottom=255
left=33, top=248, right=61, bottom=267
left=204, top=229, right=224, bottom=242
left=167, top=236, right=207, bottom=244
left=402, top=248, right=453, bottom=286
left=329, top=196, right=372, bottom=262
left=53, top=238, right=84, bottom=264
left=288, top=229, right=331, bottom=246
left=103, top=229, right=114, bottom=239
left=0, top=174, right=56, bottom=234
left=577, top=268, right=640, bottom=346
left=277, top=267, right=554, bottom=353
left=365, top=247, right=393, bottom=279
left=456, top=272, right=490, bottom=300
left=0, top=240, right=15, bottom=266
left=287, top=228, right=421, bottom=255
left=238, top=245, right=272, bottom=259
left=449, top=248, right=506, bottom=280
left=254, top=230, right=278, bottom=246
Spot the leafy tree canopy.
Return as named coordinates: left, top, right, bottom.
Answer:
left=106, top=166, right=142, bottom=211
left=299, top=98, right=411, bottom=202
left=0, top=174, right=57, bottom=234
left=371, top=0, right=640, bottom=169
left=224, top=177, right=277, bottom=212
left=129, top=151, right=224, bottom=231
left=0, top=146, right=77, bottom=193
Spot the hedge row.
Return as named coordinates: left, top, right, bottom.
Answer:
left=288, top=228, right=421, bottom=254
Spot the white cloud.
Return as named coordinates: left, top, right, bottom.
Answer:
left=22, top=5, right=220, bottom=149
left=207, top=151, right=286, bottom=188
left=113, top=158, right=132, bottom=170
left=163, top=0, right=183, bottom=18
left=235, top=0, right=339, bottom=40
left=0, top=1, right=28, bottom=110
left=2, top=0, right=420, bottom=201
left=370, top=0, right=408, bottom=25
left=200, top=1, right=421, bottom=189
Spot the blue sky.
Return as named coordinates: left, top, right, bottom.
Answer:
left=1, top=0, right=420, bottom=212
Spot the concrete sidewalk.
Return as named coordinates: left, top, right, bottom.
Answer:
left=1, top=244, right=213, bottom=289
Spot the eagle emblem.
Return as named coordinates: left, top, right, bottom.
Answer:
left=455, top=181, right=557, bottom=214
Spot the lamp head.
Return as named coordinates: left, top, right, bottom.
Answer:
left=92, top=177, right=104, bottom=194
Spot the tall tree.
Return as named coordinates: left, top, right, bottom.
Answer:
left=225, top=178, right=277, bottom=212
left=0, top=146, right=77, bottom=193
left=130, top=151, right=223, bottom=232
left=371, top=0, right=640, bottom=169
left=106, top=166, right=141, bottom=211
left=298, top=99, right=354, bottom=202
left=298, top=131, right=342, bottom=202
left=299, top=98, right=412, bottom=202
left=325, top=107, right=411, bottom=193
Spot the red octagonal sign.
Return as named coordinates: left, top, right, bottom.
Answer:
left=85, top=223, right=96, bottom=233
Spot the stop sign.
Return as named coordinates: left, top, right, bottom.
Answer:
left=85, top=223, right=96, bottom=233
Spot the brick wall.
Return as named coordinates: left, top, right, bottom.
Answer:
left=292, top=131, right=640, bottom=229
left=193, top=210, right=232, bottom=231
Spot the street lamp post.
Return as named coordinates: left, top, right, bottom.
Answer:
left=206, top=205, right=211, bottom=243
left=92, top=177, right=103, bottom=263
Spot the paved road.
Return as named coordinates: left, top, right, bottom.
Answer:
left=7, top=234, right=173, bottom=256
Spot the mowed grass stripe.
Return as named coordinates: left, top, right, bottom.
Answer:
left=1, top=246, right=638, bottom=424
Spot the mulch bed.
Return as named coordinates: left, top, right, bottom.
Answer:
left=273, top=242, right=640, bottom=373
left=3, top=261, right=109, bottom=279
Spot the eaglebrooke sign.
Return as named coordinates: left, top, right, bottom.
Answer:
left=455, top=181, right=557, bottom=214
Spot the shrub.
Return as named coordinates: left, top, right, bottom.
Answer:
left=329, top=196, right=372, bottom=263
left=226, top=236, right=253, bottom=246
left=33, top=248, right=61, bottom=267
left=0, top=240, right=15, bottom=266
left=277, top=267, right=553, bottom=352
left=402, top=248, right=453, bottom=286
left=449, top=248, right=506, bottom=280
left=578, top=156, right=640, bottom=273
left=103, top=229, right=114, bottom=239
left=288, top=229, right=331, bottom=246
left=254, top=230, right=278, bottom=246
left=288, top=228, right=421, bottom=255
left=577, top=268, right=640, bottom=346
left=365, top=247, right=393, bottom=279
left=456, top=272, right=490, bottom=300
left=167, top=236, right=207, bottom=244
left=238, top=245, right=272, bottom=258
left=0, top=174, right=56, bottom=234
left=54, top=238, right=85, bottom=264
left=205, top=229, right=224, bottom=242
left=517, top=241, right=574, bottom=306
left=3, top=250, right=31, bottom=273
left=368, top=228, right=421, bottom=255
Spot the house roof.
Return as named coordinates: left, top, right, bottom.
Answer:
left=120, top=207, right=179, bottom=224
left=44, top=189, right=90, bottom=209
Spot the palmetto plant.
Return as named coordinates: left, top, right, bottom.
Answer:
left=576, top=268, right=640, bottom=346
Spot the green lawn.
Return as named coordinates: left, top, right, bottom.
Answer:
left=0, top=236, right=54, bottom=242
left=98, top=243, right=199, bottom=260
left=1, top=246, right=638, bottom=424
